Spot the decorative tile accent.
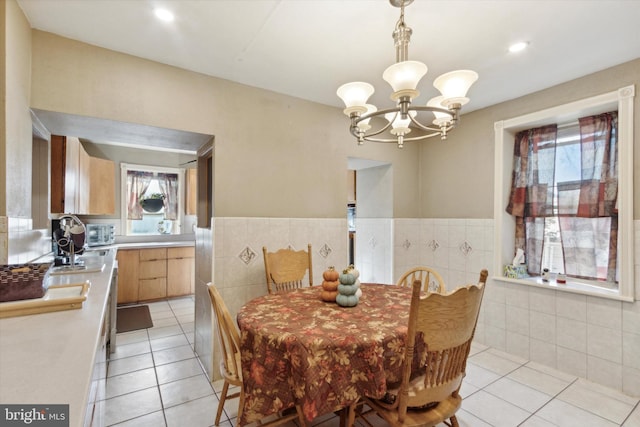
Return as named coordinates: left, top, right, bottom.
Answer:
left=238, top=246, right=257, bottom=265
left=402, top=239, right=411, bottom=250
left=459, top=241, right=473, bottom=257
left=428, top=239, right=440, bottom=252
left=319, top=244, right=332, bottom=258
left=369, top=236, right=378, bottom=248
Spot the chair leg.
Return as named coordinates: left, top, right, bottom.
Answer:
left=346, top=402, right=357, bottom=427
left=295, top=405, right=306, bottom=427
left=215, top=380, right=230, bottom=426
left=449, top=415, right=459, bottom=427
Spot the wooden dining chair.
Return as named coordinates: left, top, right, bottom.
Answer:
left=207, top=283, right=307, bottom=427
left=396, top=266, right=446, bottom=293
left=356, top=269, right=488, bottom=427
left=262, top=244, right=313, bottom=294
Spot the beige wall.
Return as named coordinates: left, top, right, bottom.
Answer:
left=29, top=31, right=421, bottom=220
left=419, top=59, right=640, bottom=219
left=1, top=0, right=32, bottom=218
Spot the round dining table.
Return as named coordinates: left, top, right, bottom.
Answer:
left=236, top=283, right=414, bottom=425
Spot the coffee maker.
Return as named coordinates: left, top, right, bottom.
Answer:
left=51, top=216, right=86, bottom=266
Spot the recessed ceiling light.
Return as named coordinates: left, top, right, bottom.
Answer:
left=509, top=41, right=529, bottom=53
left=154, top=8, right=175, bottom=22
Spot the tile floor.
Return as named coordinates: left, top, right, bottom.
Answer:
left=104, top=296, right=640, bottom=427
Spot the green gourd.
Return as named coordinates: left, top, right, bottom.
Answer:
left=339, top=272, right=356, bottom=285
left=337, top=284, right=358, bottom=295
left=336, top=293, right=358, bottom=307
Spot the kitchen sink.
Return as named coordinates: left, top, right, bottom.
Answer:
left=50, top=263, right=105, bottom=275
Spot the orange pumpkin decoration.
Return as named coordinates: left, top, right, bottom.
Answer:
left=321, top=290, right=339, bottom=302
left=322, top=267, right=340, bottom=282
left=321, top=280, right=339, bottom=292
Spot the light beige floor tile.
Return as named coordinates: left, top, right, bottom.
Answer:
left=153, top=344, right=196, bottom=366
left=177, top=314, right=195, bottom=324
left=115, top=329, right=149, bottom=346
left=163, top=393, right=219, bottom=427
left=508, top=365, right=574, bottom=396
left=461, top=390, right=531, bottom=427
left=558, top=379, right=637, bottom=424
left=151, top=316, right=179, bottom=328
left=623, top=404, right=640, bottom=426
left=486, top=347, right=529, bottom=365
left=519, top=415, right=559, bottom=426
left=110, top=410, right=166, bottom=427
left=107, top=352, right=154, bottom=377
left=148, top=324, right=184, bottom=339
left=484, top=377, right=552, bottom=413
left=159, top=374, right=215, bottom=408
left=150, top=333, right=190, bottom=351
left=459, top=379, right=480, bottom=398
left=171, top=307, right=195, bottom=317
left=449, top=408, right=493, bottom=427
left=469, top=349, right=525, bottom=376
left=106, top=368, right=157, bottom=399
left=104, top=387, right=162, bottom=426
left=147, top=301, right=171, bottom=311
left=464, top=362, right=501, bottom=389
left=470, top=341, right=489, bottom=356
left=526, top=361, right=578, bottom=383
left=149, top=309, right=176, bottom=320
left=180, top=321, right=195, bottom=334
left=535, top=398, right=619, bottom=427
left=156, top=357, right=204, bottom=385
left=110, top=340, right=151, bottom=360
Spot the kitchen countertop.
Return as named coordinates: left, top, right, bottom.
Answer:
left=0, top=247, right=118, bottom=427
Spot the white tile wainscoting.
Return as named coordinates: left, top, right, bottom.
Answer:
left=210, top=217, right=640, bottom=398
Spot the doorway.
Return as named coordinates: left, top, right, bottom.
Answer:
left=347, top=157, right=393, bottom=284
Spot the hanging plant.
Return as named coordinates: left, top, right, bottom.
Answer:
left=140, top=193, right=165, bottom=213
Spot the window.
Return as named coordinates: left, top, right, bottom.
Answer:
left=494, top=86, right=634, bottom=300
left=507, top=114, right=618, bottom=286
left=120, top=163, right=185, bottom=236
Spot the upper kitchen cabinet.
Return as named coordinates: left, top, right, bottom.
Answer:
left=51, top=135, right=115, bottom=215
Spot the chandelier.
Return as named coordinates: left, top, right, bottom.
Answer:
left=336, top=0, right=478, bottom=148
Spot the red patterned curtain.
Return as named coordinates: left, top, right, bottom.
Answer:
left=127, top=171, right=153, bottom=220
left=506, top=125, right=557, bottom=273
left=506, top=112, right=618, bottom=282
left=558, top=112, right=618, bottom=282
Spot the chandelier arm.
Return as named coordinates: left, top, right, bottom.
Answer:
left=360, top=131, right=443, bottom=144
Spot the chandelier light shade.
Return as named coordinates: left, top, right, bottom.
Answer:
left=336, top=0, right=478, bottom=148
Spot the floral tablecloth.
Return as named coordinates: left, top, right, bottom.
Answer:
left=237, top=283, right=412, bottom=425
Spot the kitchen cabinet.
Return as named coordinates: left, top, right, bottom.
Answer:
left=138, top=248, right=167, bottom=301
left=50, top=134, right=116, bottom=215
left=167, top=246, right=195, bottom=297
left=116, top=249, right=139, bottom=304
left=117, top=247, right=195, bottom=303
left=89, top=156, right=116, bottom=215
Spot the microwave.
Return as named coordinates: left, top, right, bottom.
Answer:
left=86, top=223, right=116, bottom=247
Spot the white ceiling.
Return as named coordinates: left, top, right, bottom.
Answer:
left=17, top=0, right=640, bottom=151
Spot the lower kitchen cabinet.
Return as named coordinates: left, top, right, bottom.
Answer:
left=116, top=249, right=139, bottom=304
left=167, top=247, right=195, bottom=297
left=138, top=248, right=168, bottom=301
left=117, top=246, right=194, bottom=304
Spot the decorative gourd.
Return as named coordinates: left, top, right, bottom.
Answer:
left=322, top=267, right=340, bottom=282
left=338, top=272, right=356, bottom=286
left=336, top=293, right=358, bottom=307
left=347, top=265, right=363, bottom=298
left=336, top=267, right=359, bottom=307
left=347, top=264, right=360, bottom=279
left=337, top=284, right=358, bottom=295
left=322, top=280, right=339, bottom=292
left=321, top=290, right=339, bottom=302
